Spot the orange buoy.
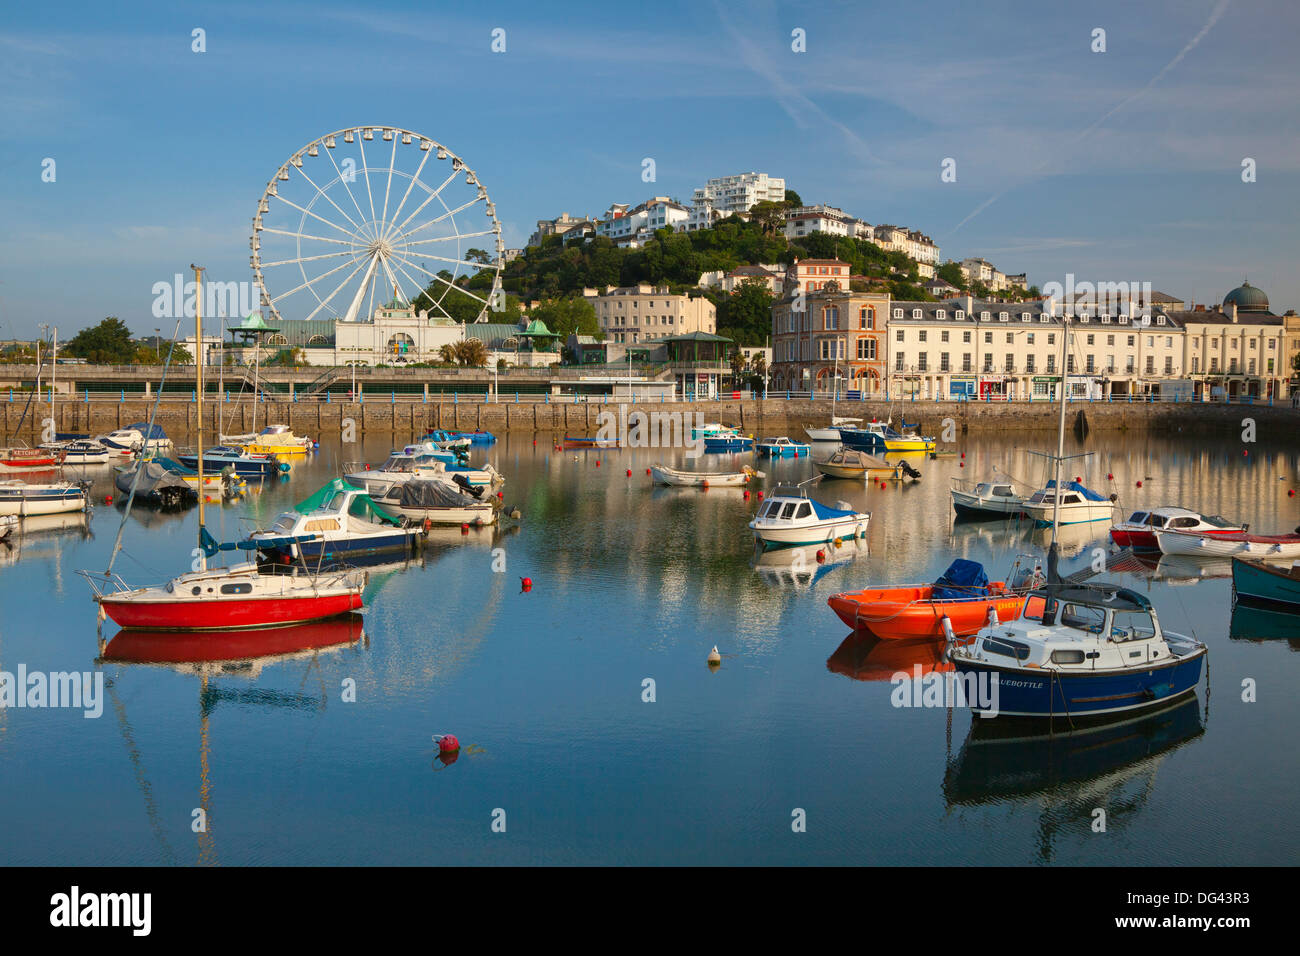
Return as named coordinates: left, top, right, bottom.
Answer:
left=702, top=480, right=709, bottom=489
left=423, top=518, right=432, bottom=532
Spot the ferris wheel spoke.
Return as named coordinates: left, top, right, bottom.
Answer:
left=342, top=254, right=383, bottom=324
left=363, top=263, right=381, bottom=324
left=381, top=146, right=433, bottom=244
left=392, top=253, right=489, bottom=305
left=378, top=255, right=406, bottom=306
left=269, top=193, right=360, bottom=241
left=357, top=138, right=379, bottom=231
left=261, top=226, right=357, bottom=248
left=303, top=259, right=371, bottom=321
left=404, top=228, right=499, bottom=247
left=390, top=258, right=449, bottom=319
left=388, top=168, right=459, bottom=240
left=292, top=164, right=367, bottom=235
left=404, top=250, right=496, bottom=275
left=324, top=145, right=372, bottom=237
left=391, top=196, right=483, bottom=244
left=269, top=256, right=363, bottom=304
left=379, top=136, right=398, bottom=234
left=260, top=250, right=356, bottom=269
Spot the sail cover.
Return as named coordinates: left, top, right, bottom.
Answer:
left=932, top=559, right=991, bottom=601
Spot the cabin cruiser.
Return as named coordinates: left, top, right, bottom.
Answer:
left=0, top=478, right=89, bottom=516
left=344, top=443, right=500, bottom=497
left=1020, top=479, right=1115, bottom=526
left=221, top=424, right=316, bottom=457
left=1110, top=507, right=1245, bottom=551
left=749, top=485, right=870, bottom=550
left=756, top=437, right=811, bottom=458
left=39, top=438, right=110, bottom=465
left=839, top=421, right=936, bottom=453
left=249, top=479, right=422, bottom=567
left=95, top=423, right=172, bottom=458
left=177, top=446, right=290, bottom=479
left=951, top=477, right=1028, bottom=518
left=805, top=417, right=863, bottom=443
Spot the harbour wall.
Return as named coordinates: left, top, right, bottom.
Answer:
left=2, top=397, right=1295, bottom=440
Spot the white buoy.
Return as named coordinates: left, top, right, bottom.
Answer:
left=707, top=645, right=721, bottom=665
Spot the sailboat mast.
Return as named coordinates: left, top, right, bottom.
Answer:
left=1050, top=313, right=1069, bottom=552
left=193, top=265, right=206, bottom=571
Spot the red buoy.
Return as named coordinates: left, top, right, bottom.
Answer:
left=1289, top=490, right=1295, bottom=498
left=521, top=577, right=533, bottom=591
left=595, top=460, right=601, bottom=467
left=461, top=523, right=469, bottom=534
left=1075, top=476, right=1081, bottom=483
left=1137, top=480, right=1143, bottom=488
left=959, top=462, right=964, bottom=468
left=104, top=495, right=113, bottom=504
left=626, top=469, right=632, bottom=477
left=743, top=490, right=750, bottom=500
left=816, top=549, right=826, bottom=563
left=880, top=481, right=887, bottom=489
left=960, top=452, right=965, bottom=459
left=757, top=491, right=764, bottom=499
left=1107, top=473, right=1114, bottom=480
left=497, top=491, right=504, bottom=499
left=645, top=468, right=651, bottom=475
left=439, top=734, right=460, bottom=754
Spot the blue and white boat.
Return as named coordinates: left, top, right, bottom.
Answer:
left=748, top=484, right=870, bottom=550
left=947, top=315, right=1207, bottom=720
left=248, top=479, right=421, bottom=568
left=178, top=446, right=290, bottom=479
left=839, top=421, right=935, bottom=453
left=0, top=478, right=89, bottom=517
left=95, top=423, right=173, bottom=459
left=1021, top=479, right=1115, bottom=526
left=756, top=436, right=810, bottom=458
left=344, top=443, right=501, bottom=497
left=450, top=430, right=497, bottom=445
left=420, top=429, right=472, bottom=450
left=693, top=423, right=753, bottom=452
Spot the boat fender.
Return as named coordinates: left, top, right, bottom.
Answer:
left=1109, top=493, right=1119, bottom=502
left=707, top=645, right=722, bottom=665
left=510, top=509, right=521, bottom=520
left=939, top=615, right=957, bottom=659
left=833, top=537, right=842, bottom=548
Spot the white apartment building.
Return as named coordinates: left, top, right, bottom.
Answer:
left=1177, top=306, right=1287, bottom=399
left=783, top=204, right=854, bottom=239
left=958, top=257, right=1013, bottom=292
left=687, top=171, right=786, bottom=229
left=596, top=197, right=691, bottom=244
left=528, top=212, right=596, bottom=247
left=698, top=264, right=785, bottom=296
left=588, top=284, right=717, bottom=346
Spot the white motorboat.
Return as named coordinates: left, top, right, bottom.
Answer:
left=344, top=444, right=500, bottom=497
left=748, top=485, right=870, bottom=550
left=380, top=478, right=498, bottom=526
left=951, top=477, right=1028, bottom=518
left=221, top=424, right=316, bottom=457
left=805, top=417, right=864, bottom=443
left=1020, top=479, right=1115, bottom=526
left=1154, top=527, right=1300, bottom=559
left=650, top=464, right=763, bottom=487
left=1110, top=506, right=1245, bottom=551
left=95, top=423, right=173, bottom=458
left=250, top=479, right=422, bottom=567
left=0, top=478, right=89, bottom=517
left=41, top=439, right=110, bottom=465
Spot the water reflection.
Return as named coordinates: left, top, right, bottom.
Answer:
left=1229, top=601, right=1300, bottom=646
left=752, top=539, right=868, bottom=591
left=827, top=632, right=952, bottom=681
left=943, top=696, right=1205, bottom=863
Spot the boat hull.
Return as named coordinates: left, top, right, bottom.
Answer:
left=751, top=516, right=868, bottom=549
left=651, top=465, right=753, bottom=487
left=829, top=586, right=1024, bottom=640
left=1021, top=501, right=1114, bottom=526
left=1156, top=529, right=1300, bottom=558
left=1232, top=559, right=1300, bottom=611
left=99, top=590, right=363, bottom=630
left=177, top=454, right=283, bottom=479
left=951, top=491, right=1026, bottom=518
left=952, top=650, right=1205, bottom=718
left=256, top=531, right=420, bottom=567
left=0, top=482, right=87, bottom=516
left=389, top=505, right=496, bottom=526
left=804, top=427, right=840, bottom=442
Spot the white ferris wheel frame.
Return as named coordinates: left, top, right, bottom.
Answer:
left=250, top=126, right=504, bottom=326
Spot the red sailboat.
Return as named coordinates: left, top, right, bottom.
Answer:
left=80, top=265, right=365, bottom=631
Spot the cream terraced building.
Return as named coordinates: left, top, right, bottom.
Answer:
left=884, top=298, right=1188, bottom=401
left=588, top=284, right=717, bottom=346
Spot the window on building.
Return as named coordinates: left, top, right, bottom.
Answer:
left=1165, top=357, right=1173, bottom=374
left=1067, top=355, right=1076, bottom=373
left=962, top=330, right=971, bottom=343
left=893, top=309, right=903, bottom=319
left=935, top=309, right=946, bottom=319
left=955, top=310, right=965, bottom=320
left=940, top=352, right=950, bottom=371
left=983, top=354, right=994, bottom=372
left=917, top=352, right=928, bottom=372
left=1107, top=334, right=1114, bottom=346
left=895, top=328, right=905, bottom=342
left=1086, top=356, right=1095, bottom=372
left=962, top=353, right=972, bottom=372
left=1126, top=356, right=1135, bottom=372
left=918, top=330, right=927, bottom=342
left=984, top=331, right=993, bottom=344
left=1086, top=334, right=1094, bottom=345
left=1025, top=355, right=1036, bottom=373
left=1047, top=355, right=1056, bottom=373
left=1004, top=353, right=1014, bottom=371
left=912, top=309, right=922, bottom=319
left=895, top=352, right=905, bottom=371
left=941, top=330, right=949, bottom=343
left=1048, top=334, right=1055, bottom=345
left=1027, top=333, right=1035, bottom=344
left=1145, top=356, right=1154, bottom=374
left=1128, top=335, right=1135, bottom=347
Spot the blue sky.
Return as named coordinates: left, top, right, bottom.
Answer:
left=1, top=0, right=1296, bottom=338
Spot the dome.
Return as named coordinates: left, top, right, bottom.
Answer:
left=1222, top=280, right=1270, bottom=313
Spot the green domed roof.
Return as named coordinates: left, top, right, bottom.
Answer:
left=1223, top=280, right=1269, bottom=312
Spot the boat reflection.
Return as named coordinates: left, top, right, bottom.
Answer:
left=827, top=632, right=952, bottom=681
left=753, top=538, right=867, bottom=590
left=1229, top=600, right=1300, bottom=646
left=943, top=695, right=1205, bottom=862
left=1108, top=550, right=1233, bottom=584
left=0, top=511, right=92, bottom=569
left=100, top=612, right=367, bottom=677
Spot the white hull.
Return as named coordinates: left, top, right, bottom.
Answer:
left=1021, top=500, right=1113, bottom=525
left=1154, top=529, right=1300, bottom=558
left=951, top=490, right=1027, bottom=515
left=804, top=427, right=841, bottom=442
left=389, top=504, right=497, bottom=525
left=0, top=480, right=87, bottom=517
left=651, top=465, right=758, bottom=487
left=751, top=515, right=870, bottom=548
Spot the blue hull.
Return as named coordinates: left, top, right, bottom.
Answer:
left=703, top=438, right=753, bottom=451
left=954, top=652, right=1205, bottom=718
left=178, top=455, right=282, bottom=479
left=839, top=431, right=885, bottom=452
left=1232, top=560, right=1300, bottom=611
left=259, top=531, right=417, bottom=568
left=758, top=447, right=808, bottom=458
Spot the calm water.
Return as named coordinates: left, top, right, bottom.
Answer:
left=1, top=428, right=1298, bottom=865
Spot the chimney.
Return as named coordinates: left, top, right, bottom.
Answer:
left=964, top=295, right=974, bottom=314
left=1229, top=302, right=1238, bottom=323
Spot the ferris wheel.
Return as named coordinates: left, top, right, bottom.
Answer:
left=250, top=126, right=504, bottom=325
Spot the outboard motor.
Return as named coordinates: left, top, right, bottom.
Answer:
left=900, top=460, right=922, bottom=480
left=452, top=473, right=484, bottom=499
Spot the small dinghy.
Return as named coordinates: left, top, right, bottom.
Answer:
left=748, top=483, right=870, bottom=550
left=1156, top=526, right=1300, bottom=559
left=756, top=437, right=810, bottom=458
left=650, top=464, right=763, bottom=487
left=0, top=446, right=62, bottom=471
left=0, top=478, right=89, bottom=517
left=828, top=557, right=1041, bottom=640
left=1231, top=558, right=1300, bottom=612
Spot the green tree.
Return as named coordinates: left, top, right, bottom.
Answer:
left=65, top=317, right=136, bottom=364
left=749, top=200, right=787, bottom=239
left=716, top=279, right=775, bottom=347
left=527, top=297, right=600, bottom=341
left=937, top=261, right=966, bottom=289
left=784, top=189, right=802, bottom=207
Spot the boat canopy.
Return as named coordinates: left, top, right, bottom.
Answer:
left=398, top=479, right=482, bottom=509
left=932, top=559, right=991, bottom=600
left=125, top=422, right=169, bottom=440
left=295, top=478, right=401, bottom=526
left=1043, top=479, right=1109, bottom=502
left=809, top=498, right=859, bottom=520
left=199, top=526, right=318, bottom=557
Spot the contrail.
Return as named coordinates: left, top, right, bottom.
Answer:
left=948, top=0, right=1233, bottom=236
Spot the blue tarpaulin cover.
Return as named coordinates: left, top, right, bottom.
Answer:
left=932, top=559, right=991, bottom=601
left=125, top=422, right=170, bottom=440
left=809, top=498, right=858, bottom=520
left=1044, top=479, right=1108, bottom=502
